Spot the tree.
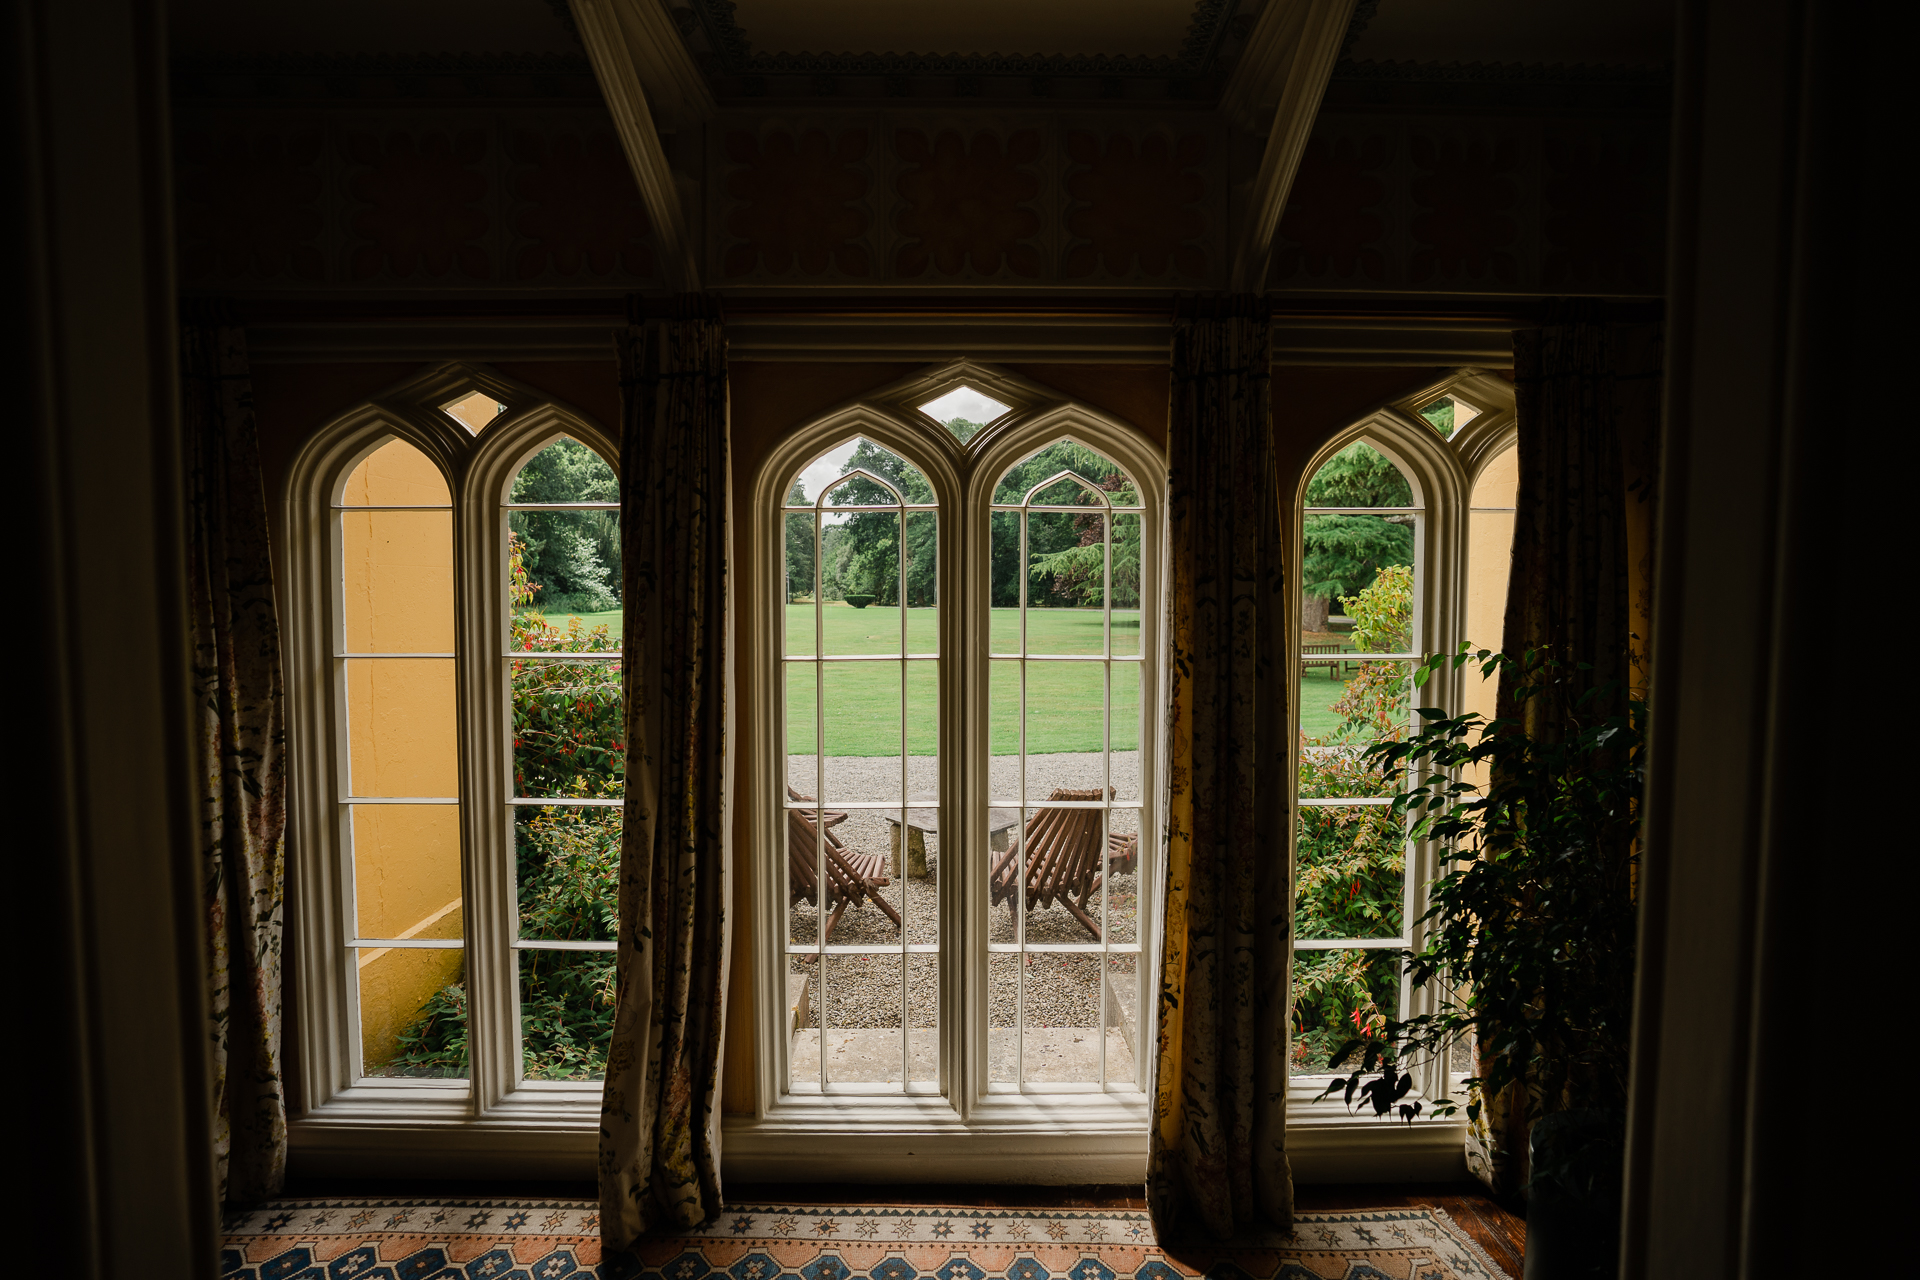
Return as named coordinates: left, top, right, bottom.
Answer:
left=509, top=437, right=621, bottom=614
left=990, top=441, right=1139, bottom=609
left=1302, top=442, right=1413, bottom=632
left=784, top=480, right=815, bottom=600
left=821, top=440, right=937, bottom=607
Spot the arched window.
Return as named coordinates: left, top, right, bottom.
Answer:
left=750, top=364, right=1162, bottom=1128
left=1289, top=373, right=1515, bottom=1105
left=287, top=364, right=623, bottom=1121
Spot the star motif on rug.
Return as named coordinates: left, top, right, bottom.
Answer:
left=579, top=1213, right=600, bottom=1233
left=891, top=1218, right=917, bottom=1238
left=348, top=1210, right=376, bottom=1229
left=429, top=1209, right=454, bottom=1226
left=731, top=1216, right=757, bottom=1235
left=1045, top=1221, right=1070, bottom=1241
left=386, top=1209, right=414, bottom=1228
left=1123, top=1221, right=1148, bottom=1242
left=969, top=1222, right=994, bottom=1239
left=772, top=1216, right=801, bottom=1237
left=468, top=1211, right=495, bottom=1229
left=931, top=1221, right=954, bottom=1239
left=263, top=1213, right=293, bottom=1231
left=1313, top=1227, right=1341, bottom=1248
left=854, top=1220, right=880, bottom=1238
left=308, top=1212, right=334, bottom=1228
left=335, top=1248, right=375, bottom=1276
left=813, top=1218, right=842, bottom=1237
left=505, top=1211, right=532, bottom=1231
left=1004, top=1220, right=1032, bottom=1240
left=542, top=1210, right=570, bottom=1232
left=1081, top=1222, right=1109, bottom=1242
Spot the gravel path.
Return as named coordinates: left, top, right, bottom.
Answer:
left=788, top=751, right=1145, bottom=1036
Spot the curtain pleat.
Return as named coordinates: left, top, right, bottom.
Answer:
left=183, top=317, right=288, bottom=1205
left=1468, top=313, right=1663, bottom=1194
left=1147, top=298, right=1292, bottom=1241
left=601, top=307, right=732, bottom=1247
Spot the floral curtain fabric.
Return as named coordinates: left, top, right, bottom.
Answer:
left=1147, top=299, right=1293, bottom=1240
left=601, top=309, right=732, bottom=1248
left=183, top=318, right=288, bottom=1205
left=1471, top=316, right=1663, bottom=1193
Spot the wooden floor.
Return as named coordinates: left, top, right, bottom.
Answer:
left=278, top=1178, right=1525, bottom=1277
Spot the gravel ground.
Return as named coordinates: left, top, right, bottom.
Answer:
left=789, top=751, right=1143, bottom=1035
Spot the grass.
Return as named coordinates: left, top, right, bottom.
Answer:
left=1298, top=663, right=1354, bottom=740
left=519, top=608, right=622, bottom=638
left=785, top=604, right=1141, bottom=756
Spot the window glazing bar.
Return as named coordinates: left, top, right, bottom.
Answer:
left=1304, top=506, right=1422, bottom=515
left=334, top=652, right=457, bottom=659
left=1296, top=797, right=1396, bottom=807
left=1293, top=937, right=1408, bottom=950
left=511, top=939, right=617, bottom=951
left=502, top=502, right=620, bottom=511
left=348, top=938, right=462, bottom=949
left=507, top=797, right=624, bottom=807
left=342, top=796, right=459, bottom=805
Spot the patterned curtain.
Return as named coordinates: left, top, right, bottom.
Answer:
left=1469, top=313, right=1663, bottom=1194
left=1147, top=298, right=1293, bottom=1240
left=601, top=305, right=732, bottom=1248
left=183, top=316, right=288, bottom=1205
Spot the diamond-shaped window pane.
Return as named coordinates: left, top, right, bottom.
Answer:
left=919, top=386, right=1009, bottom=444
left=442, top=390, right=505, bottom=435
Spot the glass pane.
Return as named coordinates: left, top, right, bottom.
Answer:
left=1295, top=806, right=1406, bottom=941
left=350, top=804, right=461, bottom=940
left=990, top=511, right=1021, bottom=650
left=516, top=804, right=620, bottom=943
left=1418, top=396, right=1456, bottom=438
left=1026, top=662, right=1109, bottom=796
left=511, top=657, right=623, bottom=800
left=1299, top=658, right=1412, bottom=769
left=510, top=435, right=616, bottom=504
left=1011, top=803, right=1107, bottom=945
left=894, top=803, right=938, bottom=945
left=509, top=509, right=622, bottom=639
left=1105, top=808, right=1141, bottom=944
left=904, top=660, right=938, bottom=763
left=1292, top=948, right=1402, bottom=1076
left=1027, top=473, right=1103, bottom=507
left=1303, top=517, right=1416, bottom=646
left=1303, top=441, right=1414, bottom=507
left=1111, top=513, right=1142, bottom=656
left=785, top=512, right=819, bottom=645
left=1111, top=661, right=1143, bottom=802
left=993, top=440, right=1133, bottom=506
left=988, top=658, right=1020, bottom=802
left=359, top=945, right=466, bottom=1079
left=785, top=803, right=903, bottom=948
left=442, top=390, right=504, bottom=435
left=340, top=437, right=448, bottom=507
left=786, top=662, right=819, bottom=792
left=824, top=510, right=900, bottom=642
left=987, top=952, right=1018, bottom=1084
left=820, top=661, right=902, bottom=803
left=1025, top=511, right=1106, bottom=655
left=907, top=952, right=938, bottom=1083
left=519, top=948, right=614, bottom=1081
left=340, top=510, right=454, bottom=652
left=1103, top=952, right=1139, bottom=1085
left=344, top=658, right=457, bottom=798
left=904, top=510, right=938, bottom=651
left=1024, top=952, right=1100, bottom=1084
left=824, top=953, right=903, bottom=1085
left=789, top=956, right=820, bottom=1089
left=919, top=385, right=1009, bottom=442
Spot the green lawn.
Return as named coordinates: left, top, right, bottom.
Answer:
left=785, top=604, right=1141, bottom=755
left=1297, top=663, right=1354, bottom=740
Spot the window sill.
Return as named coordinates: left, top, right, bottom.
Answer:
left=288, top=1079, right=1466, bottom=1184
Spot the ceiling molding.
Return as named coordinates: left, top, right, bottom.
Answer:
left=244, top=310, right=1513, bottom=367
left=1228, top=0, right=1356, bottom=291
left=1333, top=58, right=1672, bottom=83
left=570, top=0, right=705, bottom=291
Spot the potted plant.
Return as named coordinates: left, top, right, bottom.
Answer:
left=1319, top=646, right=1644, bottom=1280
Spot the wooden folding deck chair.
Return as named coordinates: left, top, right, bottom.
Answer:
left=988, top=787, right=1140, bottom=942
left=786, top=785, right=903, bottom=944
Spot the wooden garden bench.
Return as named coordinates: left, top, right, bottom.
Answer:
left=988, top=787, right=1140, bottom=943
left=786, top=785, right=903, bottom=944
left=1302, top=642, right=1351, bottom=679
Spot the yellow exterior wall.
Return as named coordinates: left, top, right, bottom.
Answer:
left=340, top=439, right=467, bottom=1073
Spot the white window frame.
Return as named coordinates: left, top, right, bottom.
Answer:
left=730, top=361, right=1166, bottom=1182
left=1283, top=370, right=1517, bottom=1180
left=284, top=361, right=622, bottom=1173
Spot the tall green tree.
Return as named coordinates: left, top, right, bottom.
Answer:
left=990, top=441, right=1140, bottom=609
left=509, top=437, right=620, bottom=614
left=1302, top=442, right=1413, bottom=632
left=822, top=439, right=937, bottom=606
left=783, top=480, right=815, bottom=600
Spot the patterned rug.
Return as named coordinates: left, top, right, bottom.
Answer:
left=221, top=1201, right=1513, bottom=1280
